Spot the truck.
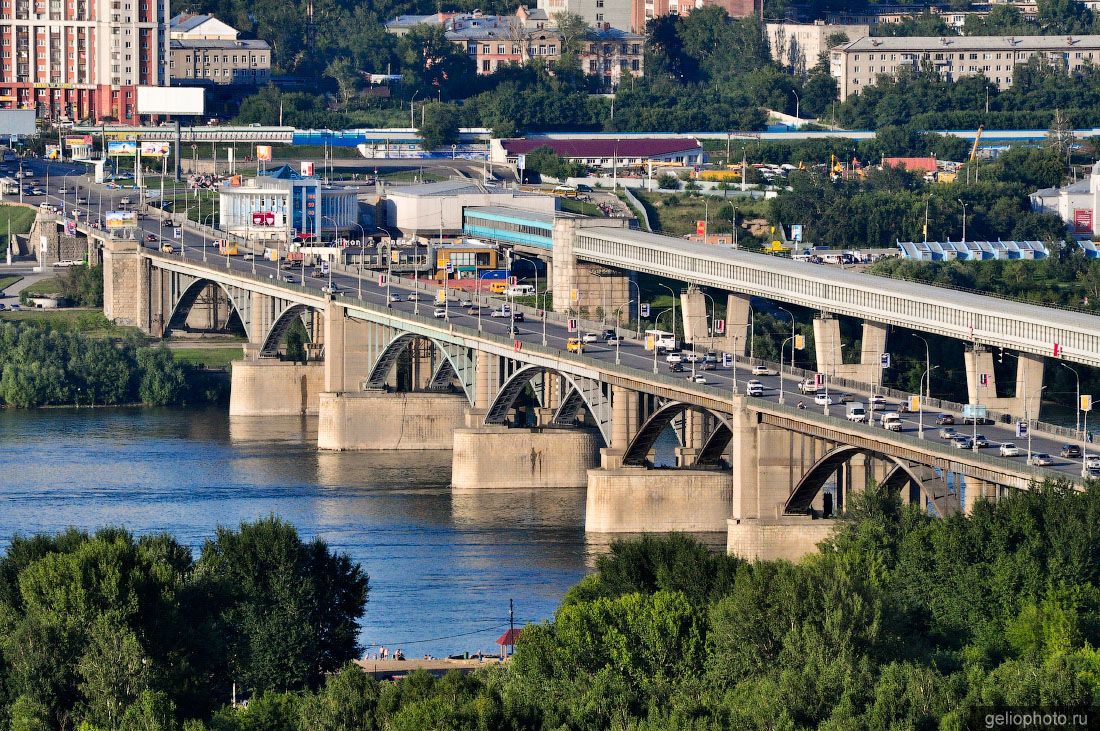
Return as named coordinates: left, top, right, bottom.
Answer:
left=880, top=412, right=903, bottom=431
left=845, top=402, right=867, bottom=423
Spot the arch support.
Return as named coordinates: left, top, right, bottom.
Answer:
left=164, top=273, right=251, bottom=337
left=484, top=365, right=611, bottom=444
left=364, top=332, right=474, bottom=403
left=621, top=401, right=731, bottom=467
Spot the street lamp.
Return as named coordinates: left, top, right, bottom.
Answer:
left=1061, top=362, right=1081, bottom=443
left=540, top=287, right=553, bottom=347
left=627, top=277, right=641, bottom=338
left=653, top=307, right=673, bottom=374
left=912, top=334, right=932, bottom=439
left=476, top=269, right=497, bottom=332
left=957, top=198, right=968, bottom=243
left=202, top=212, right=216, bottom=261
left=657, top=282, right=678, bottom=344
left=611, top=301, right=633, bottom=364
left=777, top=307, right=796, bottom=405
left=510, top=256, right=539, bottom=340
left=791, top=89, right=800, bottom=120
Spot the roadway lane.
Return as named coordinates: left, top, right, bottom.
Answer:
left=19, top=157, right=1097, bottom=483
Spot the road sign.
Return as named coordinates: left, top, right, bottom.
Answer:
left=445, top=262, right=454, bottom=274
left=513, top=339, right=522, bottom=351
left=1016, top=420, right=1028, bottom=438
left=722, top=353, right=732, bottom=368
left=880, top=352, right=891, bottom=368
left=173, top=227, right=182, bottom=239
left=640, top=303, right=650, bottom=318
left=980, top=373, right=989, bottom=386
left=794, top=334, right=805, bottom=350
left=567, top=318, right=578, bottom=332
left=1082, top=394, right=1093, bottom=412
left=814, top=372, right=825, bottom=388
left=908, top=395, right=920, bottom=412
left=714, top=318, right=725, bottom=335
left=378, top=274, right=386, bottom=286
left=321, top=261, right=329, bottom=275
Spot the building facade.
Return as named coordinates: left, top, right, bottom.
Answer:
left=630, top=0, right=761, bottom=36
left=831, top=34, right=1100, bottom=100
left=765, top=21, right=869, bottom=74
left=381, top=180, right=558, bottom=239
left=539, top=0, right=633, bottom=32
left=1031, top=160, right=1100, bottom=238
left=0, top=0, right=169, bottom=121
left=218, top=165, right=359, bottom=244
left=168, top=15, right=270, bottom=86
left=493, top=137, right=707, bottom=167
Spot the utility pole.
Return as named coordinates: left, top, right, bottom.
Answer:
left=509, top=598, right=515, bottom=658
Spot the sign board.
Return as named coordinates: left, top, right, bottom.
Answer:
left=140, top=141, right=170, bottom=157
left=0, top=110, right=36, bottom=136
left=695, top=220, right=706, bottom=236
left=908, top=395, right=920, bottom=412
left=567, top=318, right=578, bottom=332
left=256, top=145, right=273, bottom=162
left=645, top=335, right=654, bottom=351
left=1016, top=420, right=1028, bottom=438
left=107, top=140, right=138, bottom=157
left=722, top=353, right=732, bottom=368
left=445, top=262, right=454, bottom=274
left=65, top=135, right=93, bottom=146
left=64, top=219, right=76, bottom=236
left=105, top=210, right=137, bottom=229
left=320, top=261, right=329, bottom=275
left=791, top=224, right=804, bottom=242
left=1083, top=395, right=1094, bottom=412
left=251, top=211, right=276, bottom=226
left=378, top=274, right=386, bottom=286
left=640, top=303, right=650, bottom=318
left=45, top=145, right=60, bottom=160
left=980, top=373, right=989, bottom=386
left=794, top=334, right=805, bottom=350
left=436, top=289, right=446, bottom=304
left=137, top=86, right=204, bottom=115
left=714, top=318, right=725, bottom=335
left=173, top=228, right=182, bottom=239
left=814, top=372, right=825, bottom=388
left=301, top=161, right=315, bottom=177
left=880, top=352, right=891, bottom=368
left=1074, top=208, right=1094, bottom=234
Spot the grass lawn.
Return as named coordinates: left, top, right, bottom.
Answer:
left=21, top=276, right=63, bottom=296
left=633, top=191, right=768, bottom=237
left=0, top=309, right=141, bottom=338
left=0, top=274, right=21, bottom=293
left=0, top=204, right=37, bottom=251
left=167, top=346, right=243, bottom=369
left=559, top=198, right=604, bottom=217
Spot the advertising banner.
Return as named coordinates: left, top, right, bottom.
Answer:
left=45, top=145, right=61, bottom=160
left=300, top=161, right=315, bottom=177
left=140, top=141, right=171, bottom=157
left=1074, top=209, right=1093, bottom=234
left=695, top=220, right=706, bottom=236
left=256, top=145, right=273, bottom=161
left=108, top=140, right=138, bottom=157
left=105, top=211, right=137, bottom=229
left=64, top=135, right=93, bottom=147
left=251, top=211, right=277, bottom=226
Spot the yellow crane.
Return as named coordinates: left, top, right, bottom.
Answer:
left=968, top=125, right=984, bottom=183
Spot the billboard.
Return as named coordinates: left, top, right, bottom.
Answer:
left=256, top=145, right=273, bottom=161
left=105, top=210, right=137, bottom=229
left=0, top=110, right=36, bottom=136
left=64, top=135, right=93, bottom=147
left=136, top=86, right=204, bottom=115
left=1074, top=208, right=1093, bottom=234
left=300, top=161, right=315, bottom=177
left=251, top=211, right=280, bottom=226
left=140, top=141, right=171, bottom=157
left=45, top=145, right=60, bottom=160
left=108, top=140, right=138, bottom=156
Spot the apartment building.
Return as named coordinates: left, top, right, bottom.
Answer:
left=169, top=14, right=271, bottom=86
left=831, top=34, right=1100, bottom=100
left=0, top=0, right=169, bottom=121
left=539, top=0, right=633, bottom=32
left=765, top=21, right=869, bottom=73
left=631, top=0, right=760, bottom=35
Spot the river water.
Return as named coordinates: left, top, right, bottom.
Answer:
left=0, top=408, right=606, bottom=658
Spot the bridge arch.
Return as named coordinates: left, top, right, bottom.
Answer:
left=365, top=332, right=474, bottom=403
left=622, top=401, right=731, bottom=467
left=484, top=364, right=611, bottom=444
left=784, top=445, right=959, bottom=518
left=260, top=303, right=317, bottom=357
left=164, top=276, right=249, bottom=337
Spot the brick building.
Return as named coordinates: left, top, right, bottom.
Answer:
left=0, top=0, right=169, bottom=122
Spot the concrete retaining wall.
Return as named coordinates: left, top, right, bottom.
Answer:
left=318, top=391, right=468, bottom=450
left=452, top=426, right=601, bottom=490
left=585, top=468, right=731, bottom=533
left=229, top=359, right=324, bottom=416
left=726, top=517, right=836, bottom=562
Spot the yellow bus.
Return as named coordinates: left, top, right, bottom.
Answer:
left=217, top=240, right=238, bottom=256
left=488, top=280, right=508, bottom=294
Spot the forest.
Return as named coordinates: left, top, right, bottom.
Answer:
left=2, top=482, right=1098, bottom=729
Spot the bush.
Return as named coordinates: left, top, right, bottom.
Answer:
left=656, top=173, right=681, bottom=190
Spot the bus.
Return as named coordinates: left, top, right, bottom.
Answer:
left=488, top=280, right=509, bottom=294
left=644, top=329, right=676, bottom=351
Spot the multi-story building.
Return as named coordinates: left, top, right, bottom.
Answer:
left=831, top=34, right=1100, bottom=100
left=539, top=0, right=633, bottom=32
left=765, top=21, right=869, bottom=73
left=169, top=14, right=271, bottom=86
left=629, top=0, right=760, bottom=36
left=0, top=0, right=169, bottom=122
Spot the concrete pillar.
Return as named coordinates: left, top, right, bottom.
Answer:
left=963, top=347, right=1044, bottom=420
left=680, top=286, right=707, bottom=345
left=585, top=469, right=732, bottom=533
left=725, top=293, right=751, bottom=356
left=102, top=235, right=150, bottom=331
left=964, top=347, right=999, bottom=409
left=813, top=316, right=844, bottom=378
left=474, top=349, right=492, bottom=410
left=964, top=476, right=997, bottom=515
left=318, top=392, right=467, bottom=450
left=611, top=385, right=631, bottom=451
left=859, top=321, right=888, bottom=372
left=452, top=427, right=601, bottom=489
left=813, top=317, right=887, bottom=386
left=230, top=360, right=324, bottom=416
left=848, top=453, right=868, bottom=495
left=323, top=299, right=346, bottom=393
left=1015, top=352, right=1045, bottom=420
left=248, top=292, right=271, bottom=345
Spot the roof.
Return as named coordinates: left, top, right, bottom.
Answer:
left=170, top=39, right=269, bottom=50
left=839, top=34, right=1100, bottom=52
left=503, top=138, right=702, bottom=158
left=385, top=13, right=447, bottom=28
left=465, top=205, right=578, bottom=226
left=389, top=180, right=496, bottom=197
left=496, top=628, right=523, bottom=646
left=882, top=157, right=937, bottom=173
left=261, top=164, right=306, bottom=180
left=169, top=13, right=212, bottom=32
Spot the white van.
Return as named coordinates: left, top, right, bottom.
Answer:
left=505, top=284, right=535, bottom=297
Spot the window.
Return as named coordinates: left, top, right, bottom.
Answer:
left=482, top=59, right=489, bottom=71
left=631, top=59, right=639, bottom=71
left=482, top=44, right=489, bottom=53
left=595, top=12, right=602, bottom=20
left=497, top=44, right=504, bottom=54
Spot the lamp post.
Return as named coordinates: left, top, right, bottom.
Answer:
left=657, top=282, right=677, bottom=343
left=912, top=334, right=932, bottom=439
left=777, top=307, right=796, bottom=405
left=653, top=308, right=673, bottom=374
left=791, top=89, right=800, bottom=120
left=202, top=212, right=216, bottom=262
left=611, top=301, right=633, bottom=364
left=1062, top=362, right=1081, bottom=444
left=476, top=269, right=496, bottom=332
left=321, top=215, right=341, bottom=288
left=540, top=287, right=552, bottom=347
left=957, top=198, right=967, bottom=243
left=627, top=277, right=641, bottom=338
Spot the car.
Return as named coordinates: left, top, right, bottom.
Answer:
left=459, top=298, right=473, bottom=307
left=9, top=304, right=19, bottom=310
left=1027, top=453, right=1054, bottom=467
left=1060, top=445, right=1082, bottom=458
left=408, top=293, right=421, bottom=301
left=1086, top=455, right=1100, bottom=469
left=700, top=360, right=716, bottom=371
left=76, top=196, right=87, bottom=204
left=935, top=414, right=955, bottom=425
left=938, top=427, right=958, bottom=440
left=433, top=307, right=447, bottom=319
left=683, top=351, right=702, bottom=363
left=57, top=186, right=69, bottom=194
left=690, top=374, right=708, bottom=384
left=512, top=312, right=524, bottom=322
left=601, top=329, right=616, bottom=340
left=962, top=415, right=991, bottom=425
left=973, top=434, right=990, bottom=448
left=838, top=393, right=855, bottom=403
left=797, top=379, right=819, bottom=394
left=119, top=197, right=132, bottom=205
left=751, top=365, right=778, bottom=376
left=606, top=335, right=622, bottom=346
left=1086, top=467, right=1100, bottom=479
left=321, top=285, right=340, bottom=294
left=952, top=435, right=973, bottom=449
left=746, top=382, right=764, bottom=397
left=242, top=253, right=254, bottom=261
left=388, top=293, right=401, bottom=303
left=669, top=363, right=685, bottom=373
left=0, top=303, right=6, bottom=310
left=30, top=188, right=44, bottom=195
left=489, top=308, right=509, bottom=318
left=999, top=443, right=1021, bottom=457
left=665, top=351, right=683, bottom=364
left=281, top=275, right=294, bottom=282
left=466, top=307, right=481, bottom=315
left=814, top=393, right=834, bottom=406
left=703, top=351, right=718, bottom=364
left=566, top=338, right=583, bottom=353
left=868, top=395, right=888, bottom=405
left=165, top=220, right=178, bottom=228
left=581, top=333, right=599, bottom=344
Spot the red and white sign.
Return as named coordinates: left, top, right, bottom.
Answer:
left=814, top=372, right=825, bottom=388
left=378, top=274, right=386, bottom=286
left=300, top=161, right=315, bottom=177
left=1074, top=209, right=1093, bottom=234
left=513, top=339, right=522, bottom=351
left=713, top=318, right=725, bottom=335
left=980, top=373, right=989, bottom=386
left=567, top=318, right=578, bottom=332
left=1054, top=343, right=1061, bottom=357
left=251, top=211, right=276, bottom=226
left=695, top=220, right=706, bottom=236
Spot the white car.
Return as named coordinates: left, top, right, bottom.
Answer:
left=999, top=443, right=1020, bottom=457
left=321, top=284, right=340, bottom=294
left=57, top=186, right=69, bottom=194
left=581, top=333, right=600, bottom=344
left=606, top=335, right=622, bottom=345
left=690, top=374, right=708, bottom=384
left=665, top=351, right=683, bottom=364
left=242, top=253, right=254, bottom=261
left=751, top=365, right=777, bottom=376
left=868, top=395, right=888, bottom=405
left=388, top=293, right=401, bottom=303
left=433, top=307, right=447, bottom=319
left=1027, top=453, right=1054, bottom=467
left=683, top=351, right=702, bottom=363
left=408, top=293, right=421, bottom=301
left=489, top=308, right=510, bottom=317
left=1085, top=455, right=1100, bottom=469
left=459, top=298, right=473, bottom=307
left=745, top=380, right=764, bottom=396
left=813, top=393, right=834, bottom=406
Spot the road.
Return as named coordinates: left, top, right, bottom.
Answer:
left=12, top=156, right=1098, bottom=484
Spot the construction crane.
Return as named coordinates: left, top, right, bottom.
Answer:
left=968, top=125, right=984, bottom=183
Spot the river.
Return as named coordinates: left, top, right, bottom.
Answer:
left=0, top=407, right=611, bottom=658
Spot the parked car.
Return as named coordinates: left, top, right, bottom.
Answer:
left=999, top=443, right=1021, bottom=457
left=935, top=414, right=955, bottom=425
left=751, top=365, right=777, bottom=376
left=1027, top=453, right=1054, bottom=467
left=1060, top=445, right=1082, bottom=458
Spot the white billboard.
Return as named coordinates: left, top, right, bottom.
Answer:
left=136, top=86, right=204, bottom=116
left=0, top=110, right=36, bottom=136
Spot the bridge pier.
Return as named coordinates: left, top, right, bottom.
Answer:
left=585, top=468, right=732, bottom=533
left=451, top=426, right=602, bottom=490
left=964, top=346, right=1044, bottom=420
left=550, top=216, right=631, bottom=316
left=229, top=359, right=324, bottom=416
left=813, top=316, right=887, bottom=385
left=964, top=476, right=998, bottom=515
left=323, top=300, right=382, bottom=392
left=102, top=235, right=151, bottom=330
left=318, top=390, right=468, bottom=450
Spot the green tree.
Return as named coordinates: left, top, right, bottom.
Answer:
left=399, top=24, right=475, bottom=99
left=77, top=618, right=149, bottom=730
left=135, top=347, right=186, bottom=406
left=417, top=102, right=461, bottom=151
